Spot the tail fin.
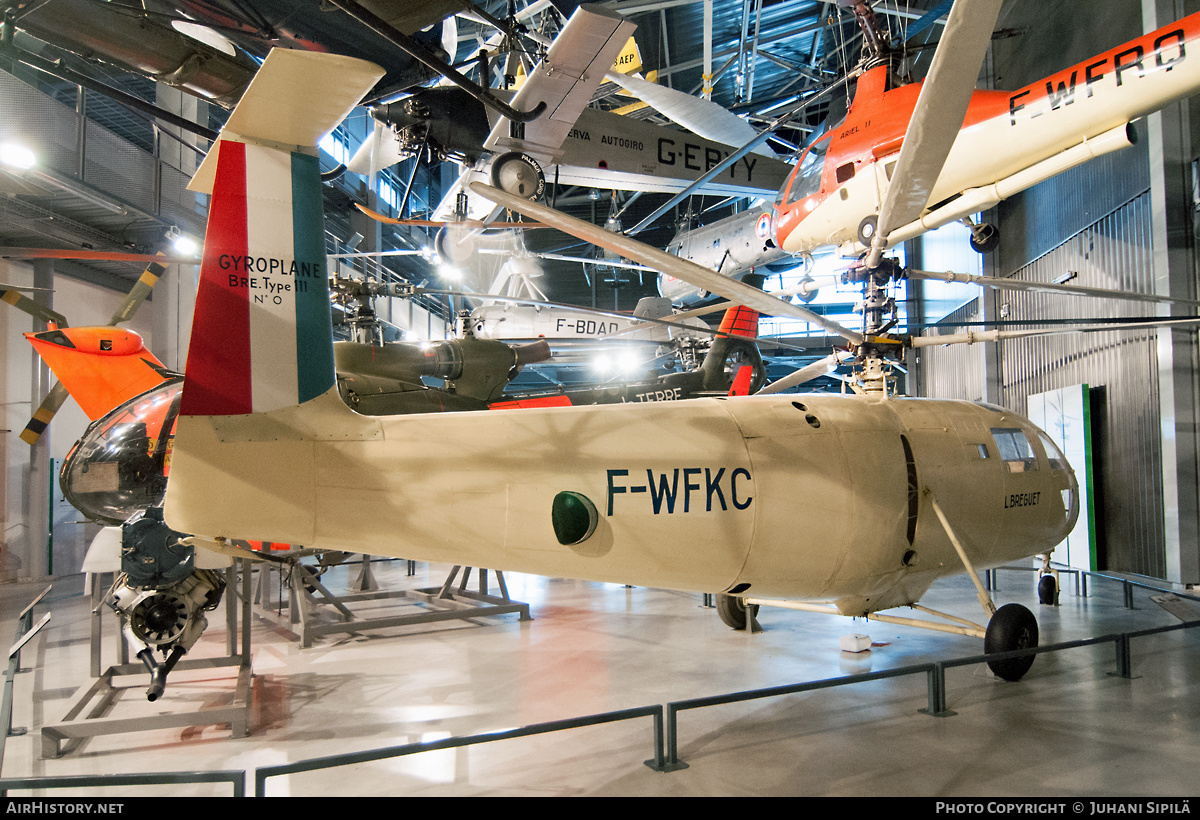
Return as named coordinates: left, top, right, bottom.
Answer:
left=179, top=50, right=384, bottom=418
left=716, top=304, right=760, bottom=339
left=180, top=140, right=334, bottom=416
left=702, top=304, right=766, bottom=395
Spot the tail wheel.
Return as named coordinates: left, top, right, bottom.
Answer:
left=969, top=222, right=1000, bottom=254
left=490, top=152, right=545, bottom=200
left=984, top=603, right=1038, bottom=681
left=1038, top=574, right=1059, bottom=606
left=715, top=593, right=756, bottom=630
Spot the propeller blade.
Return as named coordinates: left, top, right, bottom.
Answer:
left=469, top=182, right=866, bottom=346
left=109, top=255, right=167, bottom=325
left=867, top=0, right=1005, bottom=267
left=19, top=381, right=69, bottom=445
left=908, top=268, right=1200, bottom=308
left=0, top=287, right=67, bottom=328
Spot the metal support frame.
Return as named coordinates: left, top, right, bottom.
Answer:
left=1, top=587, right=52, bottom=773
left=40, top=560, right=253, bottom=759
left=260, top=558, right=532, bottom=649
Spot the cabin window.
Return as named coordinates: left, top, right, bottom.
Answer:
left=900, top=435, right=918, bottom=546
left=990, top=428, right=1038, bottom=473
left=976, top=444, right=989, bottom=459
left=836, top=162, right=855, bottom=184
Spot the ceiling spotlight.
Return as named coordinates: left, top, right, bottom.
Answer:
left=166, top=226, right=199, bottom=256
left=0, top=143, right=35, bottom=171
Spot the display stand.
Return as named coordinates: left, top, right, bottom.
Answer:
left=287, top=562, right=532, bottom=648
left=41, top=558, right=253, bottom=758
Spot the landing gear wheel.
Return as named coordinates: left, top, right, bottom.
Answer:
left=715, top=593, right=756, bottom=630
left=857, top=215, right=879, bottom=247
left=969, top=222, right=1000, bottom=254
left=984, top=603, right=1038, bottom=681
left=1038, top=574, right=1058, bottom=606
left=490, top=151, right=545, bottom=200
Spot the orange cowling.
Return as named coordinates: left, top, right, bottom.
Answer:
left=25, top=326, right=172, bottom=420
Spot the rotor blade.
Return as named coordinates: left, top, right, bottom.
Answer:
left=0, top=248, right=197, bottom=265
left=757, top=353, right=841, bottom=394
left=908, top=269, right=1200, bottom=308
left=109, top=255, right=167, bottom=325
left=470, top=182, right=866, bottom=346
left=627, top=75, right=852, bottom=236
left=910, top=317, right=1200, bottom=348
left=19, top=382, right=69, bottom=445
left=371, top=283, right=820, bottom=354
left=867, top=0, right=1004, bottom=268
left=353, top=202, right=549, bottom=228
left=605, top=72, right=777, bottom=157
left=0, top=287, right=67, bottom=327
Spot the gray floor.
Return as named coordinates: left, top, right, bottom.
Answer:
left=0, top=557, right=1197, bottom=797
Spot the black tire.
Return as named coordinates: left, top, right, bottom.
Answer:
left=969, top=222, right=1000, bottom=254
left=716, top=593, right=749, bottom=630
left=984, top=603, right=1039, bottom=681
left=1038, top=574, right=1058, bottom=606
left=490, top=151, right=545, bottom=200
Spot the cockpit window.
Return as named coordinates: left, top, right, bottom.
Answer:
left=990, top=427, right=1038, bottom=473
left=1038, top=431, right=1067, bottom=471
left=60, top=379, right=182, bottom=525
left=782, top=133, right=831, bottom=206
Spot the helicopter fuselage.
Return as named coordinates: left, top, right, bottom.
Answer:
left=774, top=12, right=1200, bottom=255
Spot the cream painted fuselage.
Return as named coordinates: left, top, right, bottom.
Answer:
left=165, top=392, right=1077, bottom=615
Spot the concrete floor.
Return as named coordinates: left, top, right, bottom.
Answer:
left=0, top=558, right=1197, bottom=797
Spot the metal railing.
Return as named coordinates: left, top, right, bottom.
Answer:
left=0, top=586, right=51, bottom=775
left=1, top=568, right=1195, bottom=795
left=255, top=705, right=666, bottom=796
left=0, top=770, right=246, bottom=797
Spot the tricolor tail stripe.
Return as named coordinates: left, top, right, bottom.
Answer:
left=181, top=141, right=333, bottom=417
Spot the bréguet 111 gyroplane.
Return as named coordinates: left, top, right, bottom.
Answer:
left=161, top=1, right=1200, bottom=683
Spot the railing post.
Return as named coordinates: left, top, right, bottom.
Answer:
left=924, top=662, right=954, bottom=717
left=643, top=707, right=673, bottom=772
left=1113, top=634, right=1134, bottom=679
left=651, top=704, right=689, bottom=772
